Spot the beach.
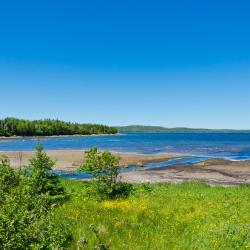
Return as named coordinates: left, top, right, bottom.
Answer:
left=2, top=149, right=250, bottom=186
left=2, top=150, right=182, bottom=170
left=120, top=158, right=250, bottom=186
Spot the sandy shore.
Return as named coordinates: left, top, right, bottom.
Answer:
left=120, top=158, right=250, bottom=186
left=0, top=133, right=120, bottom=140
left=1, top=150, right=182, bottom=170
left=1, top=150, right=250, bottom=186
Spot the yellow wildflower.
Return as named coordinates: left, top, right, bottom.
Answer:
left=101, top=198, right=148, bottom=212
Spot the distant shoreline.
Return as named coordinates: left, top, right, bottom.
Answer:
left=0, top=133, right=121, bottom=140
left=116, top=125, right=250, bottom=133
left=0, top=117, right=118, bottom=138
left=2, top=129, right=250, bottom=140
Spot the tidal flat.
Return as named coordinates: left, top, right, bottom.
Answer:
left=3, top=150, right=250, bottom=186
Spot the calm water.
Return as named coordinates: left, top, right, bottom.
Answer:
left=51, top=155, right=211, bottom=179
left=1, top=132, right=250, bottom=160
left=2, top=132, right=250, bottom=179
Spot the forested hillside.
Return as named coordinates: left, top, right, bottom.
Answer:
left=0, top=118, right=117, bottom=137
left=116, top=125, right=250, bottom=133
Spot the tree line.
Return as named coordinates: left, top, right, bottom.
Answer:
left=116, top=125, right=250, bottom=133
left=0, top=118, right=117, bottom=137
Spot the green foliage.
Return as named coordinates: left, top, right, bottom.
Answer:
left=0, top=145, right=70, bottom=249
left=108, top=182, right=134, bottom=199
left=79, top=148, right=120, bottom=176
left=116, top=125, right=250, bottom=133
left=0, top=117, right=117, bottom=137
left=79, top=148, right=133, bottom=199
left=26, top=144, right=67, bottom=203
left=0, top=191, right=71, bottom=249
left=1, top=145, right=249, bottom=249
left=86, top=181, right=134, bottom=200
left=0, top=154, right=19, bottom=195
left=56, top=180, right=250, bottom=249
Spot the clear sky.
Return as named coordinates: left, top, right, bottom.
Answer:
left=0, top=0, right=249, bottom=129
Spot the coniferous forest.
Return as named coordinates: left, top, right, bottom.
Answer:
left=0, top=118, right=117, bottom=137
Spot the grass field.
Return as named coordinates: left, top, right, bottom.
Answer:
left=54, top=180, right=250, bottom=249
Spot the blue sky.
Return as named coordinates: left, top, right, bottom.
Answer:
left=0, top=0, right=249, bottom=129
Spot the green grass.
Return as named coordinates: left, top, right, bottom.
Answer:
left=54, top=180, right=250, bottom=249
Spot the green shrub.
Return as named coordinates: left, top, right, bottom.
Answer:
left=0, top=154, right=20, bottom=205
left=0, top=145, right=71, bottom=249
left=108, top=182, right=134, bottom=199
left=25, top=143, right=68, bottom=204
left=0, top=191, right=71, bottom=249
left=79, top=148, right=133, bottom=199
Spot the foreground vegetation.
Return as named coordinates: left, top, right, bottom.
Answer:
left=0, top=145, right=70, bottom=249
left=116, top=125, right=250, bottom=133
left=55, top=180, right=250, bottom=249
left=0, top=147, right=249, bottom=249
left=78, top=148, right=133, bottom=200
left=0, top=117, right=117, bottom=137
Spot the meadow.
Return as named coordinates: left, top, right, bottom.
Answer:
left=54, top=180, right=250, bottom=249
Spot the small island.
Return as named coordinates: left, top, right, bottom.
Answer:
left=0, top=117, right=117, bottom=137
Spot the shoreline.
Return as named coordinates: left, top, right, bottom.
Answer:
left=1, top=150, right=183, bottom=170
left=120, top=158, right=250, bottom=186
left=1, top=149, right=249, bottom=186
left=0, top=133, right=121, bottom=140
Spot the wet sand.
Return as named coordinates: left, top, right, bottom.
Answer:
left=120, top=158, right=250, bottom=186
left=2, top=150, right=250, bottom=186
left=1, top=150, right=182, bottom=170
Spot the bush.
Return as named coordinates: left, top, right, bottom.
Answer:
left=109, top=182, right=134, bottom=198
left=79, top=148, right=133, bottom=199
left=0, top=154, right=19, bottom=194
left=0, top=191, right=71, bottom=249
left=0, top=155, right=20, bottom=205
left=0, top=145, right=71, bottom=249
left=26, top=143, right=68, bottom=204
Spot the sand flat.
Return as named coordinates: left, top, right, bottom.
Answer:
left=120, top=159, right=250, bottom=186
left=1, top=150, right=183, bottom=170
left=2, top=150, right=250, bottom=186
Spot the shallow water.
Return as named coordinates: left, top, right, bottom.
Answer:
left=1, top=132, right=250, bottom=160
left=51, top=156, right=210, bottom=179
left=2, top=132, right=249, bottom=178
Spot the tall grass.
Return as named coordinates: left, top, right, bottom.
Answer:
left=53, top=180, right=250, bottom=249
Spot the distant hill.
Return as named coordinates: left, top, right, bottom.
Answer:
left=116, top=125, right=250, bottom=133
